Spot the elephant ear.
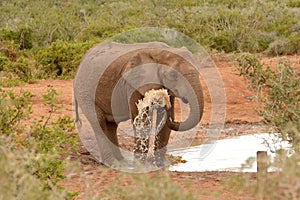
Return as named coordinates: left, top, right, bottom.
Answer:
left=125, top=51, right=143, bottom=69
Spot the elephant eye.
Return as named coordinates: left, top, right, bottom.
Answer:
left=166, top=71, right=178, bottom=81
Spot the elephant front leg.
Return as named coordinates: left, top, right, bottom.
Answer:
left=129, top=92, right=150, bottom=164
left=153, top=125, right=171, bottom=167
left=133, top=126, right=150, bottom=163
left=153, top=98, right=174, bottom=167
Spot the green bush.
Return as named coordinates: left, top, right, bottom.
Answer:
left=0, top=88, right=33, bottom=136
left=0, top=137, right=70, bottom=200
left=76, top=19, right=128, bottom=42
left=0, top=54, right=12, bottom=71
left=0, top=87, right=79, bottom=198
left=28, top=87, right=78, bottom=155
left=226, top=151, right=300, bottom=199
left=0, top=39, right=96, bottom=85
left=8, top=55, right=35, bottom=81
left=288, top=0, right=300, bottom=7
left=287, top=34, right=300, bottom=54
left=0, top=0, right=88, bottom=46
left=0, top=27, right=34, bottom=49
left=103, top=172, right=197, bottom=200
left=0, top=0, right=299, bottom=55
left=0, top=40, right=20, bottom=61
left=0, top=40, right=36, bottom=85
left=25, top=87, right=78, bottom=186
left=35, top=40, right=95, bottom=79
left=234, top=53, right=300, bottom=150
left=265, top=35, right=300, bottom=55
left=111, top=27, right=204, bottom=54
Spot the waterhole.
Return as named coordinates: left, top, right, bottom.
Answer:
left=169, top=133, right=292, bottom=172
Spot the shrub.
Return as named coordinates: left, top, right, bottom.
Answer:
left=0, top=40, right=20, bottom=61
left=0, top=54, right=12, bottom=71
left=0, top=40, right=36, bottom=85
left=288, top=0, right=300, bottom=7
left=0, top=87, right=78, bottom=197
left=103, top=172, right=197, bottom=200
left=0, top=27, right=34, bottom=49
left=35, top=40, right=95, bottom=79
left=265, top=35, right=300, bottom=55
left=8, top=55, right=35, bottom=82
left=111, top=27, right=204, bottom=54
left=234, top=53, right=300, bottom=150
left=0, top=0, right=299, bottom=55
left=226, top=150, right=300, bottom=199
left=28, top=87, right=78, bottom=155
left=0, top=88, right=33, bottom=136
left=0, top=137, right=70, bottom=200
left=24, top=87, right=78, bottom=186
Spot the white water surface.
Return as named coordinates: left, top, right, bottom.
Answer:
left=169, top=133, right=292, bottom=172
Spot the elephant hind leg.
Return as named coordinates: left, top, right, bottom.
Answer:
left=106, top=122, right=124, bottom=161
left=95, top=106, right=124, bottom=165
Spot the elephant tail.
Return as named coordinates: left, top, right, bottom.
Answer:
left=74, top=95, right=82, bottom=129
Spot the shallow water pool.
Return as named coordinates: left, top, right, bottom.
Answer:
left=169, top=133, right=292, bottom=172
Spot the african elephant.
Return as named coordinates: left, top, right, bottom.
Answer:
left=74, top=41, right=204, bottom=168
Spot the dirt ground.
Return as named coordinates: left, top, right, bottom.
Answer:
left=10, top=54, right=299, bottom=199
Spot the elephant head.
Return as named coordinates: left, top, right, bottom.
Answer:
left=117, top=48, right=204, bottom=132
left=157, top=62, right=204, bottom=131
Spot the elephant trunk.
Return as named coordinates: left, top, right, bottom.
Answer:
left=168, top=75, right=204, bottom=131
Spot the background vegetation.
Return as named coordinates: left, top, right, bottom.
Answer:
left=234, top=53, right=299, bottom=151
left=0, top=0, right=299, bottom=84
left=233, top=53, right=300, bottom=199
left=0, top=87, right=78, bottom=199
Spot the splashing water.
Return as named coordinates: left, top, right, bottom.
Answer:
left=133, top=89, right=170, bottom=162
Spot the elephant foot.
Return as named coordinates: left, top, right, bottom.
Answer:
left=132, top=152, right=170, bottom=168
left=134, top=153, right=148, bottom=163
left=100, top=151, right=125, bottom=168
left=154, top=157, right=169, bottom=168
left=153, top=151, right=170, bottom=168
left=133, top=137, right=150, bottom=163
left=110, top=158, right=136, bottom=171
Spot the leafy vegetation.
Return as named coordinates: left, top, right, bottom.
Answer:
left=0, top=88, right=78, bottom=199
left=234, top=53, right=300, bottom=150
left=233, top=53, right=300, bottom=199
left=0, top=138, right=70, bottom=200
left=35, top=40, right=96, bottom=79
left=0, top=0, right=299, bottom=85
left=227, top=153, right=300, bottom=200
left=103, top=172, right=197, bottom=200
left=0, top=88, right=32, bottom=135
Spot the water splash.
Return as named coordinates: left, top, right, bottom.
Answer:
left=133, top=89, right=170, bottom=163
